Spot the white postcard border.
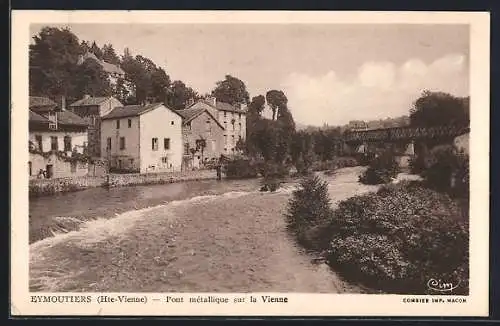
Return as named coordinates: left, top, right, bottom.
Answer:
left=11, top=10, right=490, bottom=316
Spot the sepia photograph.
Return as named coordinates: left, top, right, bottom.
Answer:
left=11, top=11, right=490, bottom=316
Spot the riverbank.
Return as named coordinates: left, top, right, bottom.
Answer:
left=29, top=169, right=217, bottom=197
left=30, top=167, right=373, bottom=293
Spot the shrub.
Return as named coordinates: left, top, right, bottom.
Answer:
left=225, top=159, right=259, bottom=179
left=423, top=147, right=469, bottom=198
left=285, top=175, right=333, bottom=250
left=324, top=181, right=469, bottom=294
left=359, top=151, right=399, bottom=185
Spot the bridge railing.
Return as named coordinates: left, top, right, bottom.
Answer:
left=343, top=125, right=469, bottom=142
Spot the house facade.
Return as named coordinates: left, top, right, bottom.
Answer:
left=176, top=106, right=225, bottom=170
left=28, top=97, right=89, bottom=179
left=100, top=103, right=183, bottom=173
left=69, top=95, right=123, bottom=158
left=186, top=97, right=247, bottom=155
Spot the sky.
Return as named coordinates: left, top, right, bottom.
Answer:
left=30, top=23, right=469, bottom=126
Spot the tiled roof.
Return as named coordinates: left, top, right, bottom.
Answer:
left=176, top=107, right=205, bottom=122
left=200, top=99, right=246, bottom=114
left=102, top=103, right=182, bottom=120
left=176, top=107, right=225, bottom=129
left=29, top=110, right=50, bottom=123
left=80, top=52, right=125, bottom=76
left=57, top=111, right=89, bottom=126
left=69, top=96, right=110, bottom=107
left=29, top=96, right=57, bottom=109
left=101, top=61, right=125, bottom=75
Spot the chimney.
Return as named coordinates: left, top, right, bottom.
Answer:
left=207, top=96, right=216, bottom=106
left=185, top=98, right=195, bottom=108
left=83, top=94, right=91, bottom=100
left=57, top=95, right=66, bottom=111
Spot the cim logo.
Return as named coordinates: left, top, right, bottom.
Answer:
left=427, top=278, right=461, bottom=292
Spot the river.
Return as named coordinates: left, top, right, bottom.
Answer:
left=30, top=167, right=387, bottom=293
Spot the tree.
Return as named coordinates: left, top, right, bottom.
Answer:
left=266, top=90, right=288, bottom=120
left=101, top=43, right=120, bottom=65
left=29, top=26, right=83, bottom=98
left=410, top=90, right=470, bottom=127
left=73, top=59, right=112, bottom=97
left=90, top=41, right=103, bottom=59
left=211, top=75, right=250, bottom=106
left=168, top=80, right=199, bottom=109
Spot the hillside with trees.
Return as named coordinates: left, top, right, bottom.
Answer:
left=29, top=26, right=199, bottom=108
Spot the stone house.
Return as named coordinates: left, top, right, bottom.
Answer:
left=69, top=95, right=123, bottom=158
left=186, top=97, right=247, bottom=155
left=176, top=106, right=225, bottom=170
left=28, top=97, right=90, bottom=179
left=100, top=103, right=183, bottom=174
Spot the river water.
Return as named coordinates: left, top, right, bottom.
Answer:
left=29, top=178, right=263, bottom=243
left=30, top=167, right=390, bottom=293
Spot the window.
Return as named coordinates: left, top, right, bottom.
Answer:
left=50, top=136, right=58, bottom=151
left=64, top=136, right=72, bottom=152
left=239, top=113, right=241, bottom=119
left=152, top=138, right=158, bottom=151
left=28, top=161, right=32, bottom=176
left=162, top=157, right=168, bottom=163
left=129, top=159, right=134, bottom=165
left=106, top=137, right=111, bottom=150
left=35, top=135, right=43, bottom=151
left=164, top=138, right=170, bottom=150
left=128, top=119, right=132, bottom=128
left=171, top=121, right=174, bottom=125
left=186, top=122, right=191, bottom=130
left=184, top=143, right=190, bottom=155
left=116, top=120, right=120, bottom=129
left=120, top=137, right=125, bottom=150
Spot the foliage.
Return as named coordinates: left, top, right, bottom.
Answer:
left=310, top=157, right=359, bottom=172
left=169, top=80, right=199, bottom=110
left=29, top=26, right=83, bottom=100
left=73, top=59, right=112, bottom=97
left=30, top=26, right=199, bottom=108
left=323, top=182, right=469, bottom=294
left=359, top=151, right=399, bottom=185
left=225, top=159, right=260, bottom=179
left=266, top=90, right=288, bottom=121
left=422, top=147, right=469, bottom=198
left=410, top=90, right=470, bottom=128
left=285, top=175, right=333, bottom=249
left=211, top=75, right=250, bottom=106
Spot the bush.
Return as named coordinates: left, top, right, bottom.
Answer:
left=324, top=181, right=469, bottom=294
left=225, top=159, right=259, bottom=179
left=359, top=151, right=399, bottom=185
left=285, top=175, right=333, bottom=250
left=310, top=157, right=359, bottom=172
left=423, top=147, right=469, bottom=198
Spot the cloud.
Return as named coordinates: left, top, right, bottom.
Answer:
left=280, top=53, right=469, bottom=126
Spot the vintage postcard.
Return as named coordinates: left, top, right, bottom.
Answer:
left=11, top=11, right=490, bottom=316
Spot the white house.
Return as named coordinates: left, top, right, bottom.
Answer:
left=101, top=103, right=183, bottom=173
left=29, top=96, right=90, bottom=179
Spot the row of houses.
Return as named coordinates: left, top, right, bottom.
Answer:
left=28, top=94, right=248, bottom=179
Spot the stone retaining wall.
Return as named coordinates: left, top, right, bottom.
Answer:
left=106, top=170, right=216, bottom=188
left=29, top=175, right=107, bottom=197
left=29, top=169, right=217, bottom=197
